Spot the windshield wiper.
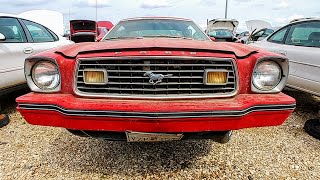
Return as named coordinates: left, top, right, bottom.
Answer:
left=105, top=35, right=194, bottom=40
left=104, top=36, right=139, bottom=40
left=138, top=35, right=193, bottom=40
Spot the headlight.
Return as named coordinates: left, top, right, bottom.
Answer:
left=252, top=61, right=281, bottom=91
left=32, top=61, right=60, bottom=90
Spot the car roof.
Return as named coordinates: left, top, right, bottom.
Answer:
left=289, top=17, right=320, bottom=24
left=70, top=19, right=96, bottom=23
left=208, top=18, right=239, bottom=23
left=0, top=12, right=65, bottom=37
left=121, top=17, right=193, bottom=22
left=0, top=13, right=21, bottom=18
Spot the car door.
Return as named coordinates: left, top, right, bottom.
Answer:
left=21, top=19, right=63, bottom=54
left=0, top=17, right=33, bottom=90
left=281, top=21, right=320, bottom=96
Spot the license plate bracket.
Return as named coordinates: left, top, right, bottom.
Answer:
left=126, top=131, right=184, bottom=142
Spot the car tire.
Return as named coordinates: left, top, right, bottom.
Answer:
left=0, top=114, right=10, bottom=128
left=219, top=131, right=232, bottom=143
left=304, top=119, right=320, bottom=140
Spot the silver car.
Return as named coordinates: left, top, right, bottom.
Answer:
left=0, top=13, right=72, bottom=95
left=250, top=18, right=320, bottom=96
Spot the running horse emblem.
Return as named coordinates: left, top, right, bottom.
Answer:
left=143, top=71, right=173, bottom=85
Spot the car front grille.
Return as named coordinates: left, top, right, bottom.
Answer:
left=75, top=57, right=237, bottom=98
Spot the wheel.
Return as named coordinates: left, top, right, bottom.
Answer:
left=304, top=119, right=320, bottom=140
left=0, top=114, right=10, bottom=128
left=219, top=131, right=232, bottom=143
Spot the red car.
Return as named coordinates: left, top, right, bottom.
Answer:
left=96, top=21, right=114, bottom=41
left=17, top=17, right=295, bottom=143
left=69, top=20, right=97, bottom=43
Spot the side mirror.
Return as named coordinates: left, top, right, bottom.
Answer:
left=209, top=37, right=216, bottom=41
left=0, top=33, right=5, bottom=41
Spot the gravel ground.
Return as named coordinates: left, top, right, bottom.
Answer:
left=0, top=90, right=319, bottom=179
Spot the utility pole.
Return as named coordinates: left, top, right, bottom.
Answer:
left=95, top=0, right=98, bottom=21
left=225, top=0, right=228, bottom=19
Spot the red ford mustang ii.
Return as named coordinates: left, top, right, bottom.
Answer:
left=17, top=17, right=296, bottom=143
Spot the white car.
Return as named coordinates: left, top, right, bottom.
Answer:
left=0, top=13, right=72, bottom=95
left=206, top=19, right=239, bottom=42
left=250, top=18, right=320, bottom=96
left=240, top=20, right=276, bottom=44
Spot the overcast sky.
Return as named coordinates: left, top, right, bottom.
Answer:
left=1, top=0, right=319, bottom=32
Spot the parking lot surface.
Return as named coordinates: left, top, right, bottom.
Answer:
left=0, top=90, right=319, bottom=179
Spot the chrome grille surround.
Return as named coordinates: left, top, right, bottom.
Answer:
left=74, top=56, right=238, bottom=99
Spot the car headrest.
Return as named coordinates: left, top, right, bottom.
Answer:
left=308, top=32, right=320, bottom=41
left=0, top=26, right=15, bottom=39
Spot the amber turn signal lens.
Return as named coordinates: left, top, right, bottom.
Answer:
left=83, top=70, right=107, bottom=84
left=206, top=71, right=227, bottom=84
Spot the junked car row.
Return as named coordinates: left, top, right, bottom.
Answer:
left=1, top=13, right=319, bottom=142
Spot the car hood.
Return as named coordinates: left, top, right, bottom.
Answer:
left=246, top=20, right=272, bottom=33
left=55, top=38, right=258, bottom=58
left=207, top=19, right=239, bottom=34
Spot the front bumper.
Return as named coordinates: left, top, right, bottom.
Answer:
left=16, top=93, right=295, bottom=132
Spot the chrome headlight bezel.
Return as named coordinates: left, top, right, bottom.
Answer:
left=25, top=57, right=61, bottom=93
left=251, top=56, right=289, bottom=93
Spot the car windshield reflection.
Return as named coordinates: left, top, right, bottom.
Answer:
left=104, top=19, right=209, bottom=41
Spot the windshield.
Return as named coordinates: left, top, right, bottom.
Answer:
left=208, top=29, right=233, bottom=38
left=264, top=29, right=274, bottom=37
left=104, top=19, right=209, bottom=41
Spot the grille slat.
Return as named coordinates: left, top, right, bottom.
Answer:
left=78, top=82, right=205, bottom=85
left=79, top=70, right=235, bottom=73
left=101, top=70, right=206, bottom=73
left=77, top=81, right=235, bottom=85
left=107, top=76, right=204, bottom=79
left=79, top=64, right=233, bottom=67
left=75, top=57, right=237, bottom=98
left=77, top=87, right=235, bottom=91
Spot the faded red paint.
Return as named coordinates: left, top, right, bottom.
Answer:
left=97, top=21, right=114, bottom=30
left=17, top=109, right=292, bottom=132
left=17, top=38, right=295, bottom=133
left=16, top=93, right=294, bottom=132
left=54, top=39, right=258, bottom=58
left=17, top=93, right=295, bottom=112
left=96, top=21, right=114, bottom=41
